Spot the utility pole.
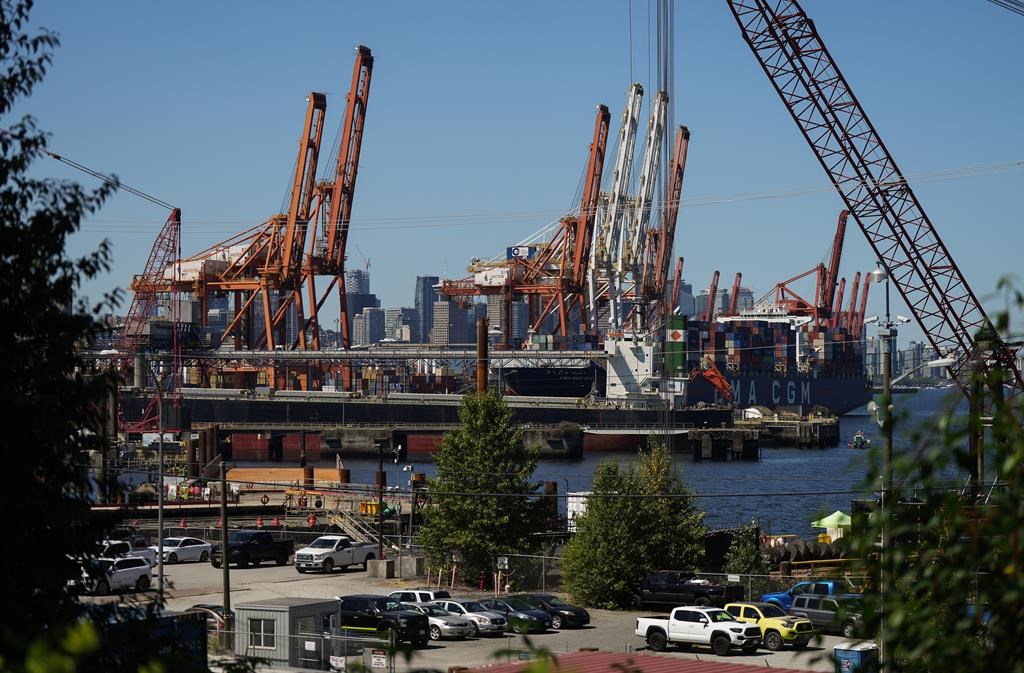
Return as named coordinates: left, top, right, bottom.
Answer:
left=377, top=442, right=385, bottom=561
left=155, top=358, right=165, bottom=606
left=220, top=460, right=232, bottom=650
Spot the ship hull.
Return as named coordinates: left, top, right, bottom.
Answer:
left=686, top=372, right=871, bottom=415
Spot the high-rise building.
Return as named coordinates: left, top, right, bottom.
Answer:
left=384, top=307, right=418, bottom=342
left=415, top=275, right=440, bottom=343
left=352, top=307, right=386, bottom=346
left=676, top=281, right=696, bottom=317
left=431, top=299, right=470, bottom=345
left=510, top=301, right=529, bottom=343
left=695, top=288, right=728, bottom=319
left=345, top=269, right=370, bottom=295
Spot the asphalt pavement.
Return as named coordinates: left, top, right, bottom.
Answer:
left=105, top=560, right=847, bottom=672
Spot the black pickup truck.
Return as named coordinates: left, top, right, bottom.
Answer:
left=336, top=595, right=429, bottom=647
left=210, top=530, right=293, bottom=568
left=631, top=570, right=745, bottom=610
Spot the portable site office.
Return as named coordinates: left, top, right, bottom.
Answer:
left=235, top=597, right=339, bottom=669
left=234, top=597, right=391, bottom=671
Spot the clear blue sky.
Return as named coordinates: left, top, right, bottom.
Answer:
left=14, top=1, right=1024, bottom=345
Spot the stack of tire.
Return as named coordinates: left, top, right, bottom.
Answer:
left=764, top=535, right=850, bottom=569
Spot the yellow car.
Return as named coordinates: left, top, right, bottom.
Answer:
left=725, top=601, right=814, bottom=651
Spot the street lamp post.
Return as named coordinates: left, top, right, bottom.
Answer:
left=869, top=262, right=899, bottom=673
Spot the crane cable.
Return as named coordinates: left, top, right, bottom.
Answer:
left=987, top=0, right=1024, bottom=16
left=0, top=126, right=176, bottom=211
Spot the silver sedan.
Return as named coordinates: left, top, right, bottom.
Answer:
left=403, top=603, right=475, bottom=640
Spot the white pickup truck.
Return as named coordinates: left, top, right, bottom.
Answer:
left=100, top=538, right=156, bottom=566
left=635, top=606, right=763, bottom=656
left=294, top=535, right=377, bottom=573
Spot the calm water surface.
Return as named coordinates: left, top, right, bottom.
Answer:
left=311, top=386, right=971, bottom=538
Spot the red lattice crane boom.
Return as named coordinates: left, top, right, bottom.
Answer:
left=728, top=0, right=1024, bottom=413
left=118, top=208, right=182, bottom=431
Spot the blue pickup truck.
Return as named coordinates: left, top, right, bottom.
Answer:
left=760, top=579, right=855, bottom=611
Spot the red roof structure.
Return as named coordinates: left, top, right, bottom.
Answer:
left=466, top=650, right=815, bottom=673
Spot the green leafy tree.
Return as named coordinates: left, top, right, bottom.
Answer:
left=417, top=390, right=547, bottom=582
left=846, top=280, right=1024, bottom=672
left=0, top=0, right=121, bottom=667
left=562, top=441, right=705, bottom=608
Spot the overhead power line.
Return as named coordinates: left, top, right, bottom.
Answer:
left=75, top=158, right=1024, bottom=235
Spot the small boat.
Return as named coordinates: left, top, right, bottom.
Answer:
left=847, top=430, right=871, bottom=449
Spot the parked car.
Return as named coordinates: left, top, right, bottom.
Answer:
left=516, top=593, right=590, bottom=629
left=402, top=602, right=474, bottom=641
left=336, top=594, right=429, bottom=647
left=294, top=535, right=377, bottom=573
left=388, top=589, right=452, bottom=604
left=432, top=599, right=507, bottom=636
left=210, top=530, right=293, bottom=568
left=789, top=594, right=863, bottom=638
left=635, top=605, right=762, bottom=655
left=725, top=601, right=814, bottom=650
left=478, top=597, right=551, bottom=634
left=631, top=570, right=744, bottom=610
left=82, top=557, right=153, bottom=594
left=760, top=578, right=854, bottom=611
left=100, top=538, right=157, bottom=566
left=151, top=537, right=211, bottom=564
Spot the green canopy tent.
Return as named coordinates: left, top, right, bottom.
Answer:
left=812, top=510, right=851, bottom=541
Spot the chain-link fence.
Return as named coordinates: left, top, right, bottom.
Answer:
left=209, top=628, right=393, bottom=672
left=497, top=554, right=563, bottom=592
left=691, top=571, right=868, bottom=603
left=489, top=555, right=866, bottom=602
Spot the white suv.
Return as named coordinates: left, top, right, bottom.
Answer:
left=388, top=589, right=452, bottom=603
left=85, top=557, right=153, bottom=594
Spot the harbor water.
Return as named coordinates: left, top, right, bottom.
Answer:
left=318, top=386, right=970, bottom=539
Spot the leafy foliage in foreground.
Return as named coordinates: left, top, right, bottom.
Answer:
left=0, top=1, right=120, bottom=667
left=562, top=442, right=705, bottom=608
left=847, top=280, right=1024, bottom=672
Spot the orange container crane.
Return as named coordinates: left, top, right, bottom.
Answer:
left=643, top=127, right=691, bottom=329
left=128, top=47, right=373, bottom=391
left=702, top=270, right=720, bottom=323
left=726, top=272, right=742, bottom=316
left=820, top=210, right=847, bottom=320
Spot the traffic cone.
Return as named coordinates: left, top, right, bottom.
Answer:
left=256, top=515, right=264, bottom=528
left=272, top=515, right=280, bottom=527
left=179, top=517, right=187, bottom=529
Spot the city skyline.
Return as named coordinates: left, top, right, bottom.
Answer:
left=18, top=2, right=1021, bottom=346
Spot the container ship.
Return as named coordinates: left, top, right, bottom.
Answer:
left=495, top=308, right=872, bottom=416
left=682, top=307, right=872, bottom=415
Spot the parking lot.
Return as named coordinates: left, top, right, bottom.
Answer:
left=128, top=560, right=844, bottom=671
